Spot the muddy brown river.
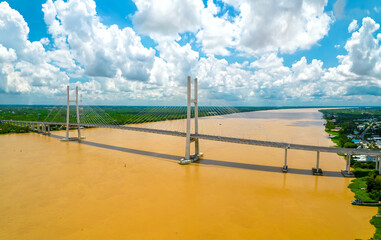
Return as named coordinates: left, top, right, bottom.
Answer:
left=0, top=108, right=376, bottom=239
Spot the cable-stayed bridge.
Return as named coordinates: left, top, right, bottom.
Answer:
left=2, top=76, right=381, bottom=177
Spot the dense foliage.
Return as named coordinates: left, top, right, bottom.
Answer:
left=0, top=123, right=29, bottom=134
left=320, top=107, right=381, bottom=149
left=365, top=172, right=381, bottom=201
left=321, top=107, right=381, bottom=136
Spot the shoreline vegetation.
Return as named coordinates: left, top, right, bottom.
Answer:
left=0, top=105, right=325, bottom=135
left=0, top=105, right=282, bottom=135
left=320, top=108, right=381, bottom=240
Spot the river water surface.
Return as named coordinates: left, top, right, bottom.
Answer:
left=0, top=108, right=376, bottom=239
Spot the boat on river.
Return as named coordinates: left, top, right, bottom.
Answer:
left=352, top=199, right=381, bottom=206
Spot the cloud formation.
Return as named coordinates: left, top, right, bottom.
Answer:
left=0, top=1, right=68, bottom=95
left=132, top=0, right=333, bottom=56
left=0, top=0, right=380, bottom=105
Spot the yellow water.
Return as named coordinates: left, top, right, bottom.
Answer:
left=0, top=108, right=376, bottom=239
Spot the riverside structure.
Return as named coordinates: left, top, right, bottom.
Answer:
left=2, top=76, right=381, bottom=177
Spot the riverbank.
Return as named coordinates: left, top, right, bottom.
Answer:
left=320, top=109, right=381, bottom=239
left=0, top=123, right=29, bottom=134
left=348, top=178, right=381, bottom=239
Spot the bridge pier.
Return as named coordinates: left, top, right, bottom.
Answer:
left=341, top=153, right=355, bottom=177
left=61, top=85, right=85, bottom=141
left=37, top=123, right=41, bottom=133
left=282, top=148, right=288, bottom=173
left=376, top=156, right=379, bottom=170
left=180, top=76, right=203, bottom=164
left=312, top=151, right=323, bottom=175
left=47, top=125, right=50, bottom=135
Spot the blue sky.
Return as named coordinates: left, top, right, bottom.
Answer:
left=0, top=0, right=381, bottom=106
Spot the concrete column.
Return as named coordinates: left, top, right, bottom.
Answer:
left=194, top=77, right=199, bottom=156
left=312, top=151, right=323, bottom=175
left=76, top=86, right=81, bottom=139
left=65, top=85, right=70, bottom=139
left=316, top=151, right=320, bottom=169
left=346, top=154, right=351, bottom=173
left=376, top=156, right=379, bottom=170
left=184, top=76, right=191, bottom=162
left=282, top=148, right=288, bottom=172
left=47, top=125, right=50, bottom=135
left=37, top=124, right=41, bottom=133
left=341, top=153, right=355, bottom=177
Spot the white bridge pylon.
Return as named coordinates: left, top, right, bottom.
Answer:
left=180, top=76, right=203, bottom=164
left=61, top=85, right=85, bottom=141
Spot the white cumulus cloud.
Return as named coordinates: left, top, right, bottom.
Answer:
left=348, top=20, right=358, bottom=32
left=0, top=1, right=69, bottom=95
left=132, top=0, right=204, bottom=40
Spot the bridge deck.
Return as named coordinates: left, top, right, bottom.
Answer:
left=3, top=120, right=381, bottom=156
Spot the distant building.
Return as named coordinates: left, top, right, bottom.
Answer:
left=353, top=155, right=366, bottom=162
left=353, top=155, right=377, bottom=162
left=367, top=156, right=377, bottom=161
left=357, top=124, right=365, bottom=130
left=331, top=127, right=342, bottom=132
left=352, top=139, right=362, bottom=144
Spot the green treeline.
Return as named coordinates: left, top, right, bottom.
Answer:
left=0, top=123, right=29, bottom=134
left=0, top=105, right=296, bottom=125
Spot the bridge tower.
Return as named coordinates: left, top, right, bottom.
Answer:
left=180, top=76, right=203, bottom=164
left=61, top=85, right=85, bottom=141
